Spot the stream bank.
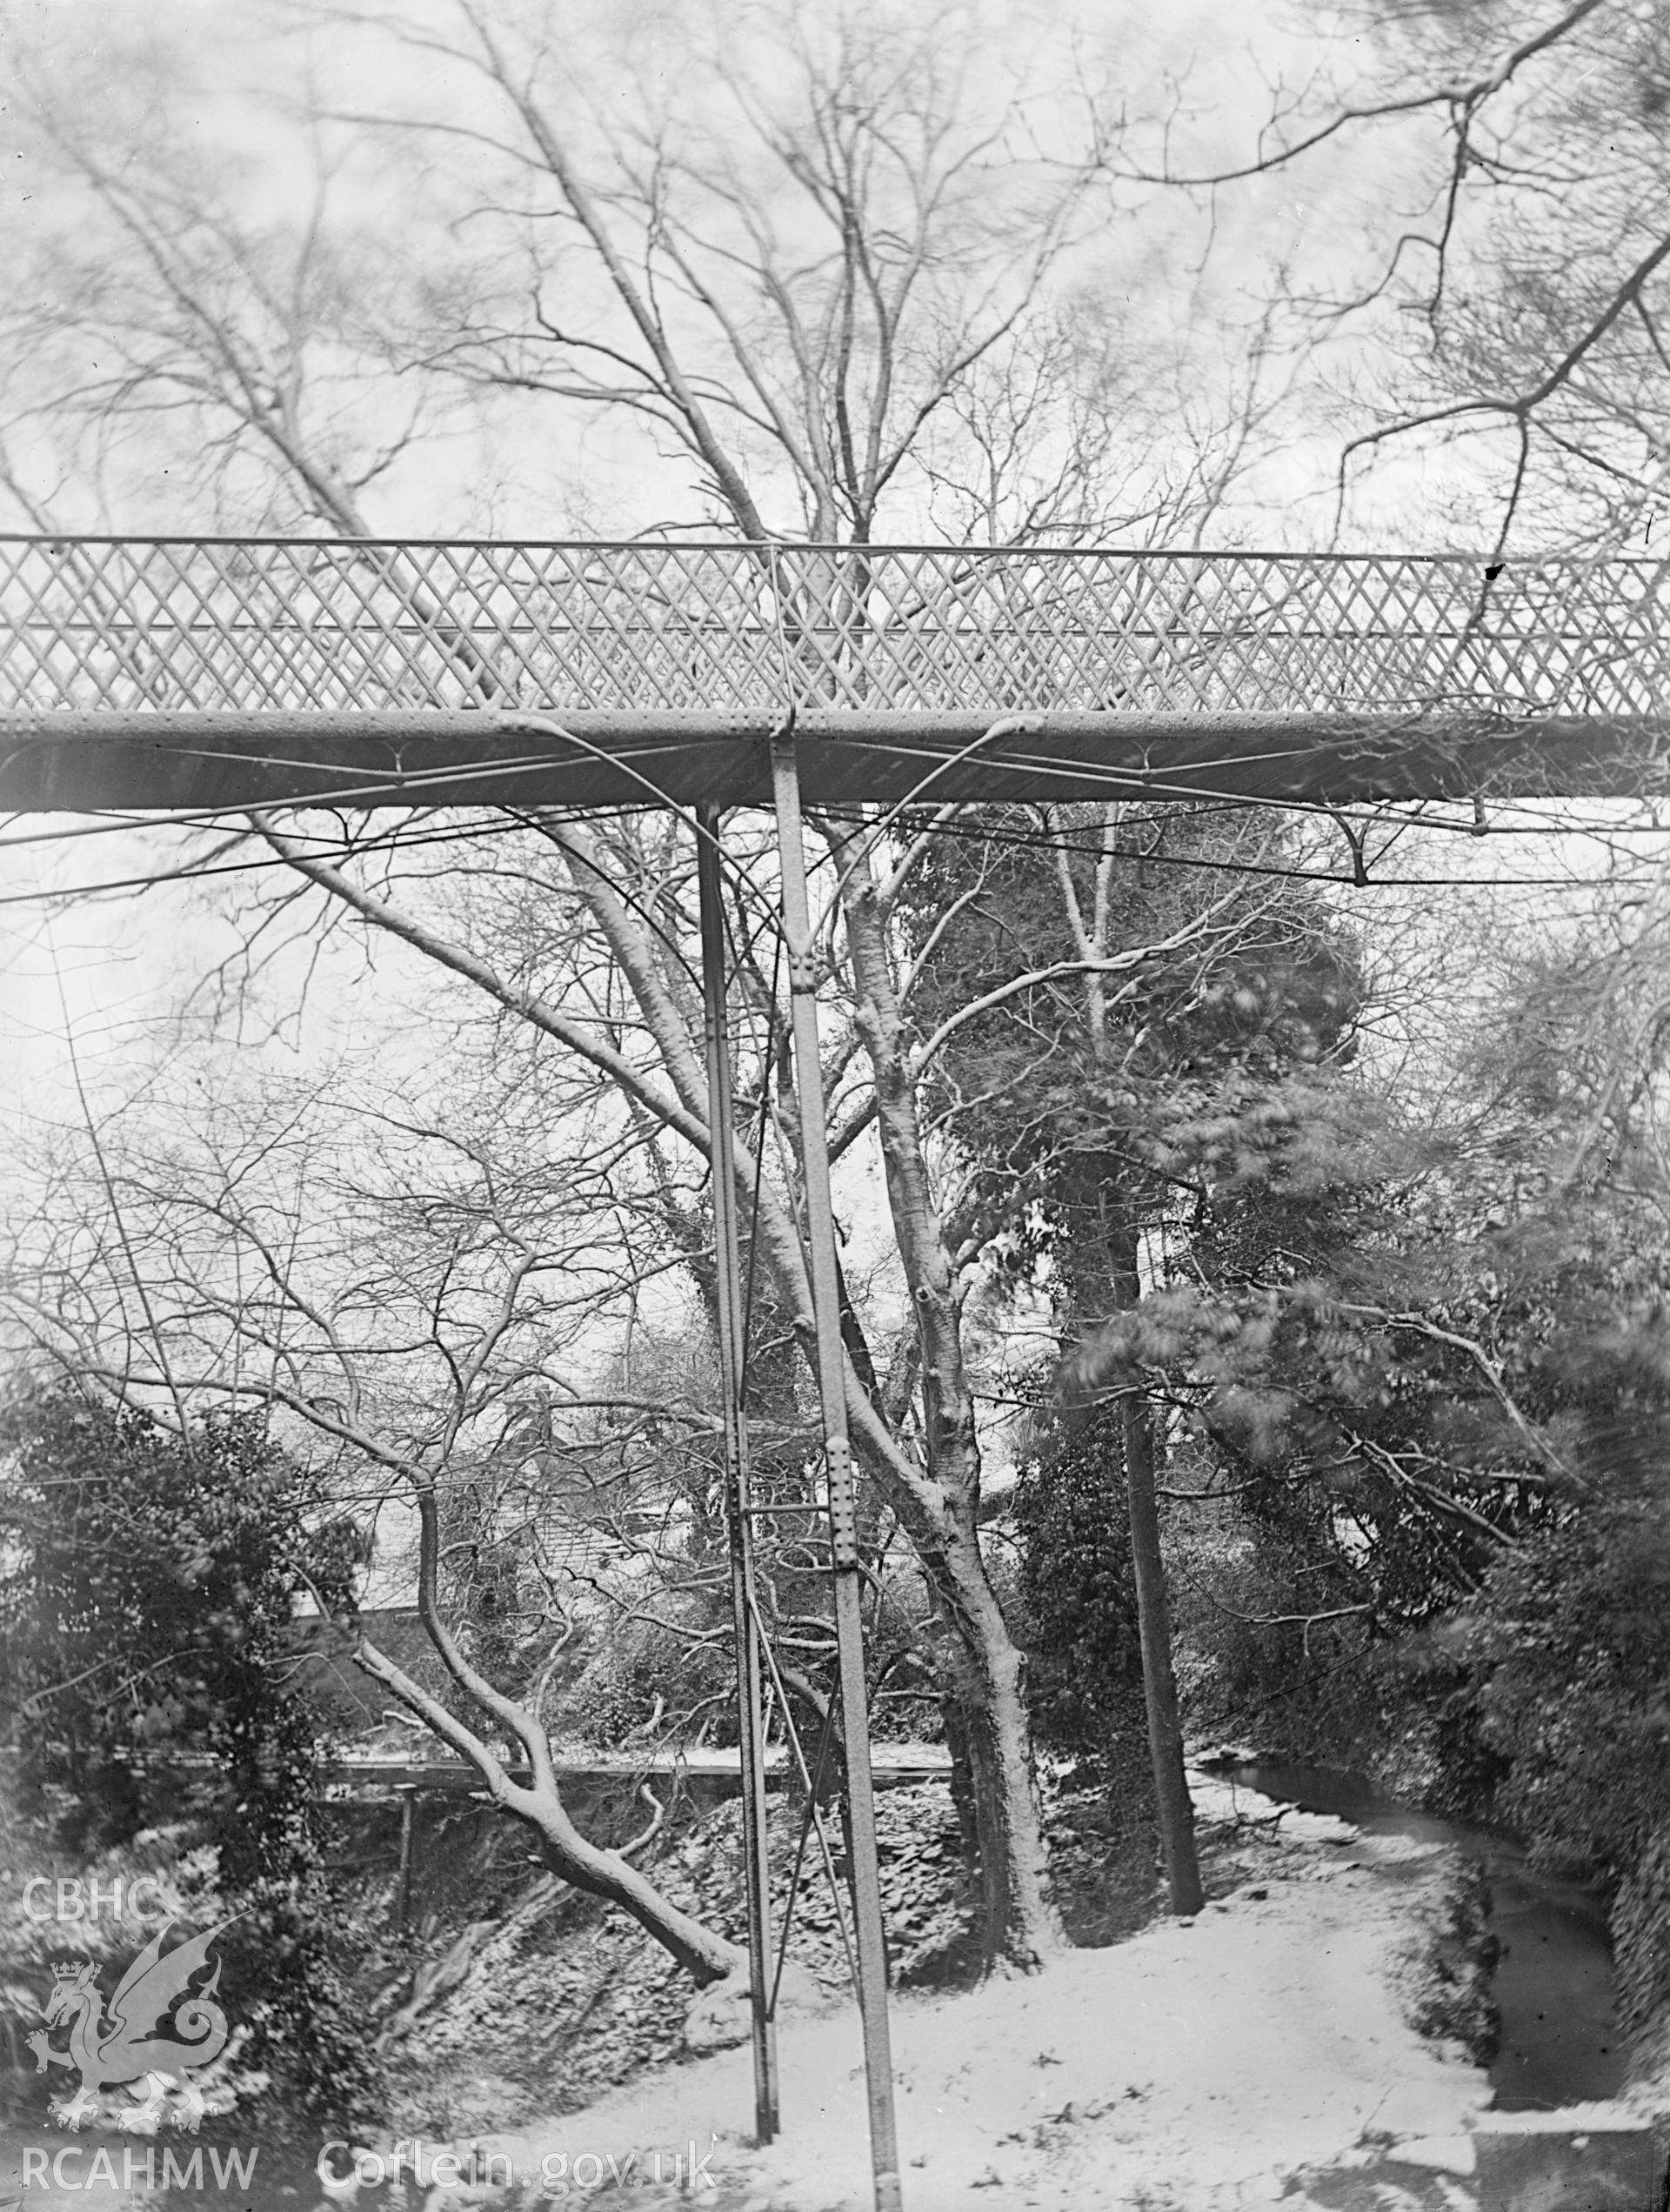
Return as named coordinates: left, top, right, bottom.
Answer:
left=1207, top=1761, right=1626, bottom=2110
left=1199, top=1761, right=1665, bottom=2211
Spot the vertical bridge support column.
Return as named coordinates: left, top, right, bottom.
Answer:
left=769, top=734, right=904, bottom=2212
left=695, top=805, right=780, bottom=2145
left=395, top=1786, right=418, bottom=1938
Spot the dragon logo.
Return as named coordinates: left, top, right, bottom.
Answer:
left=26, top=1920, right=236, bottom=2133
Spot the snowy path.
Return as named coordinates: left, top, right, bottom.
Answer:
left=478, top=1832, right=1496, bottom=2211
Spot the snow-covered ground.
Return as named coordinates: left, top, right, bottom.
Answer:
left=7, top=1778, right=1649, bottom=2212
left=447, top=1808, right=1507, bottom=2211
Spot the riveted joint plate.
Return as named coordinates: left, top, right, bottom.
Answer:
left=824, top=1437, right=860, bottom=1565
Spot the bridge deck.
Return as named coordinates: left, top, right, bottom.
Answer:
left=321, top=1745, right=953, bottom=1799
left=2, top=539, right=1667, bottom=807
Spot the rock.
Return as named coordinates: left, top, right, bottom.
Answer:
left=1278, top=1809, right=1359, bottom=1846
left=1374, top=2082, right=1489, bottom=2140
left=683, top=1960, right=825, bottom=2053
left=1389, top=2134, right=1477, bottom=2175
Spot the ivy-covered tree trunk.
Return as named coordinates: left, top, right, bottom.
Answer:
left=1108, top=1225, right=1203, bottom=1916
left=1119, top=1386, right=1204, bottom=1915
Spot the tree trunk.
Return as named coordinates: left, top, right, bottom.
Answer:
left=939, top=1681, right=981, bottom=1876
left=1102, top=1218, right=1201, bottom=1915
left=1119, top=1390, right=1204, bottom=1916
left=355, top=1634, right=745, bottom=1985
left=832, top=824, right=1063, bottom=1970
left=933, top=1514, right=1059, bottom=1968
left=351, top=1484, right=746, bottom=1988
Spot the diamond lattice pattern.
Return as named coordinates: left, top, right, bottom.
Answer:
left=2, top=540, right=1665, bottom=718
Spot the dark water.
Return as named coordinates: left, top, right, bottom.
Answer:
left=1218, top=1761, right=1625, bottom=2110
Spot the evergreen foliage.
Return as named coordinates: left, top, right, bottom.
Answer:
left=1012, top=1403, right=1145, bottom=1761
left=0, top=1388, right=379, bottom=2128
left=901, top=806, right=1370, bottom=1790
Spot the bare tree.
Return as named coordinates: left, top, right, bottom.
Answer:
left=0, top=8, right=493, bottom=533
left=0, top=0, right=1304, bottom=1975
left=1115, top=0, right=1670, bottom=549
left=337, top=0, right=1103, bottom=542
left=3, top=997, right=773, bottom=1982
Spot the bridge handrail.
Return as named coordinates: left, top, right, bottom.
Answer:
left=3, top=538, right=1664, bottom=720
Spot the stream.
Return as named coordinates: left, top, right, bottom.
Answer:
left=1218, top=1761, right=1625, bottom=2110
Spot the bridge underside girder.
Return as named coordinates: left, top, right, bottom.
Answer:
left=5, top=707, right=1669, bottom=813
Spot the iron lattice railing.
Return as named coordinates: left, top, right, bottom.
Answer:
left=2, top=538, right=1667, bottom=720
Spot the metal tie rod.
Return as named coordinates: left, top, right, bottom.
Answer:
left=696, top=804, right=780, bottom=2145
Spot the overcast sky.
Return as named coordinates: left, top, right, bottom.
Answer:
left=0, top=0, right=1455, bottom=542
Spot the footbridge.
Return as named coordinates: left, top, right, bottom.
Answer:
left=2, top=538, right=1667, bottom=810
